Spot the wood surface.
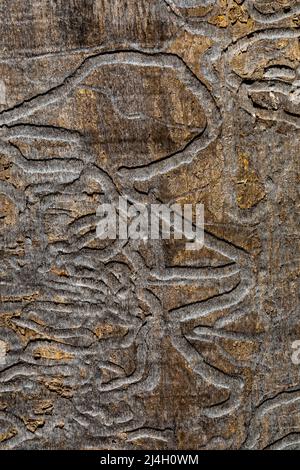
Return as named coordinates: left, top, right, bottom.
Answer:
left=0, top=0, right=299, bottom=450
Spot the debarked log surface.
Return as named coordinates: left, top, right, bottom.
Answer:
left=0, top=0, right=299, bottom=450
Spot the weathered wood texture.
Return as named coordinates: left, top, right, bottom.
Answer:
left=0, top=0, right=299, bottom=450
